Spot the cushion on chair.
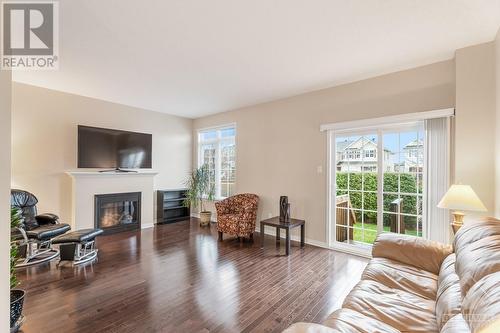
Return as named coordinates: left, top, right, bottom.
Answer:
left=35, top=213, right=59, bottom=225
left=217, top=213, right=239, bottom=231
left=26, top=223, right=71, bottom=241
left=52, top=228, right=103, bottom=244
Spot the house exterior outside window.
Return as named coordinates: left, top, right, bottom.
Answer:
left=336, top=137, right=423, bottom=173
left=336, top=137, right=392, bottom=172
left=403, top=140, right=423, bottom=172
left=198, top=125, right=236, bottom=199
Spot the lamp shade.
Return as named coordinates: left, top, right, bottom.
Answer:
left=437, top=184, right=487, bottom=212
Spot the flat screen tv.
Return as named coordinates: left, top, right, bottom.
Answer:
left=78, top=125, right=152, bottom=170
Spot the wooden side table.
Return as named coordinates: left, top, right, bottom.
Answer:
left=260, top=217, right=305, bottom=255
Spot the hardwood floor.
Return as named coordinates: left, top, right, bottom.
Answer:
left=17, top=218, right=368, bottom=333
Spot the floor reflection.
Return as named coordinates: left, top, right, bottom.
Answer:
left=194, top=233, right=239, bottom=328
left=17, top=219, right=368, bottom=333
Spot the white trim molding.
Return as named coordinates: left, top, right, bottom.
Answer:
left=195, top=122, right=237, bottom=133
left=323, top=107, right=454, bottom=257
left=320, top=108, right=455, bottom=132
left=255, top=226, right=330, bottom=251
left=197, top=124, right=237, bottom=199
left=190, top=212, right=218, bottom=223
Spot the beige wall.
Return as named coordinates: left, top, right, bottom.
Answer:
left=194, top=60, right=456, bottom=244
left=496, top=29, right=500, bottom=217
left=455, top=42, right=496, bottom=219
left=1, top=69, right=11, bottom=331
left=11, top=83, right=192, bottom=225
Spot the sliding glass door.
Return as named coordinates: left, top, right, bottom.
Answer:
left=334, top=133, right=379, bottom=249
left=382, top=127, right=424, bottom=238
left=331, top=123, right=425, bottom=253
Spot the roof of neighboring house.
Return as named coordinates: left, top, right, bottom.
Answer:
left=404, top=139, right=423, bottom=148
left=336, top=140, right=354, bottom=151
left=345, top=136, right=377, bottom=150
left=337, top=136, right=392, bottom=153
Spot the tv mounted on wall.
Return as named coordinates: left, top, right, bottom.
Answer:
left=78, top=125, right=152, bottom=172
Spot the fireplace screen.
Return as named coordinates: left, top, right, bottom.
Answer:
left=94, top=192, right=141, bottom=233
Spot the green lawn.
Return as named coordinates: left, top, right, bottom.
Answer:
left=353, top=223, right=420, bottom=244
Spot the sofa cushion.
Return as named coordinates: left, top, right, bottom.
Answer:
left=435, top=254, right=462, bottom=330
left=461, top=272, right=500, bottom=333
left=282, top=323, right=339, bottom=333
left=361, top=257, right=438, bottom=300
left=372, top=233, right=452, bottom=275
left=323, top=308, right=400, bottom=333
left=439, top=314, right=471, bottom=333
left=342, top=280, right=438, bottom=333
left=455, top=234, right=500, bottom=297
left=453, top=218, right=500, bottom=253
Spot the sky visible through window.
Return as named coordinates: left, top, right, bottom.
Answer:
left=336, top=130, right=423, bottom=165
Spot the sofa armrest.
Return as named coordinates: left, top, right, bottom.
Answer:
left=372, top=232, right=452, bottom=274
left=35, top=213, right=59, bottom=225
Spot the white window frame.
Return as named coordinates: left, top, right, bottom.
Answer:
left=197, top=124, right=237, bottom=200
left=323, top=108, right=454, bottom=257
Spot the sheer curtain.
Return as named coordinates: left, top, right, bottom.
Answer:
left=424, top=117, right=452, bottom=244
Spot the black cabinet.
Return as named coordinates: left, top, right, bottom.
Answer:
left=156, top=189, right=190, bottom=224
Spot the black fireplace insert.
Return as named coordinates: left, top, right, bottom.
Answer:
left=94, top=192, right=141, bottom=234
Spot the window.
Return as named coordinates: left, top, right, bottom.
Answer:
left=198, top=125, right=236, bottom=199
left=382, top=128, right=424, bottom=240
left=335, top=133, right=379, bottom=246
left=365, top=150, right=375, bottom=158
left=333, top=123, right=425, bottom=250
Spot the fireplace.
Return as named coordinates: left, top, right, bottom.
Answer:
left=94, top=192, right=141, bottom=234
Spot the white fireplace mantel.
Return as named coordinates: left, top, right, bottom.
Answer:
left=66, top=170, right=158, bottom=230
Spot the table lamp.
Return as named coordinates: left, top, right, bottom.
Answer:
left=437, top=184, right=487, bottom=233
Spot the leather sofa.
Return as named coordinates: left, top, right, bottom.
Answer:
left=283, top=218, right=500, bottom=333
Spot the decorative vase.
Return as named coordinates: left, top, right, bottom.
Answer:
left=10, top=289, right=25, bottom=331
left=200, top=211, right=212, bottom=226
left=282, top=203, right=290, bottom=223
left=279, top=196, right=288, bottom=221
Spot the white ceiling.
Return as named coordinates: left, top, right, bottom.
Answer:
left=12, top=0, right=500, bottom=118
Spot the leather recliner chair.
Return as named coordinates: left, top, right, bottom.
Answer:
left=11, top=189, right=71, bottom=268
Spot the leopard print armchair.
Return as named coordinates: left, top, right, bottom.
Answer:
left=216, top=193, right=259, bottom=241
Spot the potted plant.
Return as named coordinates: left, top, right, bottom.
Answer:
left=10, top=207, right=26, bottom=332
left=184, top=164, right=215, bottom=226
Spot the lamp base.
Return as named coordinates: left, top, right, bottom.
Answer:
left=451, top=211, right=465, bottom=234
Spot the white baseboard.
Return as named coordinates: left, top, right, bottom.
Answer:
left=190, top=212, right=217, bottom=222
left=188, top=215, right=368, bottom=258
left=254, top=225, right=329, bottom=249
left=141, top=223, right=154, bottom=229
